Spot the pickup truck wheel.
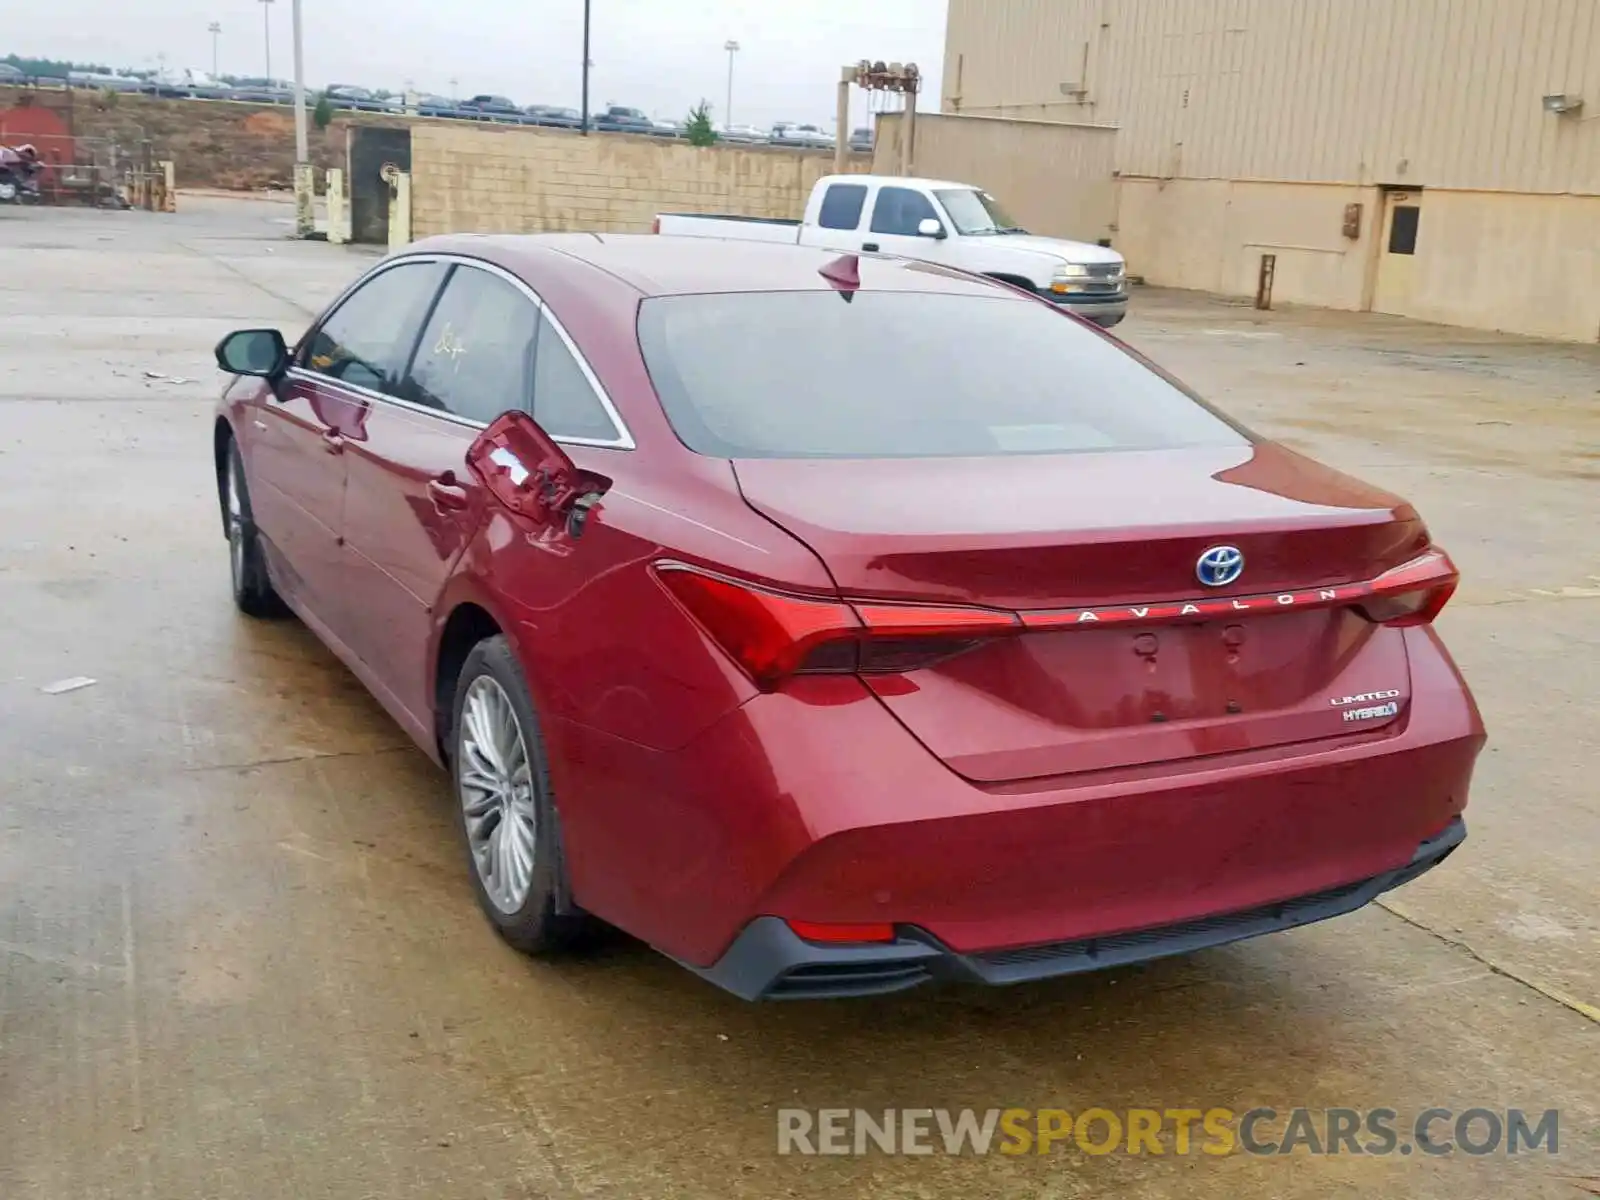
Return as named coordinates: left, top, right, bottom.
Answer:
left=450, top=636, right=592, bottom=955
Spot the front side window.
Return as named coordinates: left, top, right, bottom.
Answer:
left=934, top=188, right=1025, bottom=235
left=869, top=187, right=940, bottom=236
left=302, top=261, right=447, bottom=394
left=637, top=291, right=1249, bottom=460
left=406, top=266, right=537, bottom=424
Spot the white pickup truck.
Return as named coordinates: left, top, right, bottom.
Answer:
left=654, top=174, right=1128, bottom=326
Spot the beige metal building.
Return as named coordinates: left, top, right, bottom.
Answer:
left=942, top=0, right=1600, bottom=341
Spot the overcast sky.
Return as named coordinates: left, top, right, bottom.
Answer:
left=16, top=0, right=946, bottom=127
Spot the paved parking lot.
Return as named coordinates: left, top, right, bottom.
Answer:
left=1, top=195, right=1595, bottom=1199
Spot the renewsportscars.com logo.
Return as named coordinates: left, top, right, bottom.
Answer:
left=776, top=1107, right=1561, bottom=1158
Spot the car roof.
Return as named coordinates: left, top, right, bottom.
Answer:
left=413, top=233, right=1022, bottom=300
left=815, top=173, right=974, bottom=191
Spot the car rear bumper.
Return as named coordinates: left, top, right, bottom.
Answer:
left=687, top=817, right=1465, bottom=1000
left=552, top=628, right=1483, bottom=986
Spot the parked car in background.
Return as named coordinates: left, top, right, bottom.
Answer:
left=526, top=105, right=582, bottom=129
left=849, top=127, right=874, bottom=152
left=231, top=83, right=293, bottom=104
left=67, top=70, right=145, bottom=93
left=595, top=105, right=655, bottom=133
left=210, top=234, right=1481, bottom=1001
left=719, top=123, right=767, bottom=143
left=140, top=77, right=194, bottom=98
left=0, top=63, right=25, bottom=84
left=415, top=94, right=460, bottom=117
left=771, top=122, right=834, bottom=148
left=325, top=84, right=387, bottom=112
left=658, top=174, right=1131, bottom=327
left=460, top=94, right=523, bottom=119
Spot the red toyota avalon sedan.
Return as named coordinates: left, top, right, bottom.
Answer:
left=212, top=235, right=1484, bottom=1000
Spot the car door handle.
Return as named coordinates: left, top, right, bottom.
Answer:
left=862, top=241, right=880, bottom=252
left=321, top=429, right=344, bottom=454
left=427, top=475, right=470, bottom=512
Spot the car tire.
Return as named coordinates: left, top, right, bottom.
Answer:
left=450, top=636, right=590, bottom=954
left=223, top=438, right=288, bottom=618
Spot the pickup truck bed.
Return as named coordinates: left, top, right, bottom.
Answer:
left=654, top=213, right=802, bottom=243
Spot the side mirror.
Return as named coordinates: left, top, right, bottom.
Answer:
left=916, top=217, right=947, bottom=239
left=466, top=410, right=612, bottom=538
left=215, top=328, right=289, bottom=378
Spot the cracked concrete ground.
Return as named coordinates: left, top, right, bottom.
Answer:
left=0, top=195, right=1595, bottom=1199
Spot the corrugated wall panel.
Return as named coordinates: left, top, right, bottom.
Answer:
left=943, top=0, right=1600, bottom=194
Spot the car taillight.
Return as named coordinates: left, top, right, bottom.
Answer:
left=1355, top=549, right=1459, bottom=627
left=655, top=564, right=1019, bottom=690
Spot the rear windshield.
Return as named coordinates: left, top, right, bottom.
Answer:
left=636, top=292, right=1248, bottom=459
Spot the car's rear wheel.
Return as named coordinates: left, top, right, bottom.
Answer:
left=224, top=438, right=286, bottom=618
left=450, top=636, right=588, bottom=954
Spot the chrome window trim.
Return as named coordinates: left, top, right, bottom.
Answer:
left=285, top=365, right=485, bottom=431
left=298, top=251, right=636, bottom=450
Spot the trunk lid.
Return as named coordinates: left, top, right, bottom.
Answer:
left=733, top=444, right=1428, bottom=782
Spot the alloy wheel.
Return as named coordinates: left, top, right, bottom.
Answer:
left=226, top=456, right=245, bottom=588
left=458, top=675, right=538, bottom=914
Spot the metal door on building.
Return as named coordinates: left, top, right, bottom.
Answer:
left=347, top=125, right=412, bottom=245
left=1372, top=190, right=1423, bottom=316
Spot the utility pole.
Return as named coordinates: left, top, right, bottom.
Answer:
left=291, top=0, right=312, bottom=237
left=291, top=0, right=308, bottom=160
left=724, top=39, right=739, bottom=129
left=581, top=0, right=592, bottom=134
left=258, top=0, right=275, bottom=83
left=837, top=60, right=920, bottom=174
left=208, top=23, right=221, bottom=80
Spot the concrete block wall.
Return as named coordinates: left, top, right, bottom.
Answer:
left=409, top=123, right=866, bottom=238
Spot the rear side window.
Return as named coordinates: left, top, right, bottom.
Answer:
left=405, top=265, right=537, bottom=424
left=637, top=292, right=1248, bottom=459
left=869, top=187, right=939, bottom=235
left=531, top=318, right=621, bottom=443
left=302, top=260, right=447, bottom=394
left=817, top=184, right=867, bottom=230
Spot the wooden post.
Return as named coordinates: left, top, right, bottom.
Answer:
left=834, top=67, right=854, bottom=175
left=386, top=171, right=411, bottom=251
left=1255, top=253, right=1276, bottom=310
left=326, top=168, right=348, bottom=244
left=901, top=97, right=917, bottom=176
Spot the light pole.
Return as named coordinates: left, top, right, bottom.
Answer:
left=207, top=22, right=221, bottom=80
left=290, top=0, right=311, bottom=236
left=581, top=0, right=592, bottom=135
left=258, top=0, right=274, bottom=83
left=724, top=39, right=739, bottom=130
